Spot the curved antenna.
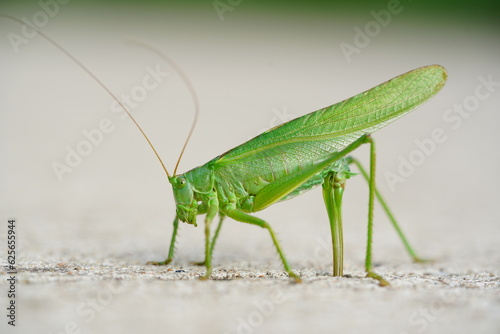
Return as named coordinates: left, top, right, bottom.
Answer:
left=127, top=40, right=199, bottom=176
left=1, top=15, right=171, bottom=178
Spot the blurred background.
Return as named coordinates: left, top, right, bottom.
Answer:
left=1, top=0, right=499, bottom=333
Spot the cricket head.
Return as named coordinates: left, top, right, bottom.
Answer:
left=169, top=175, right=198, bottom=226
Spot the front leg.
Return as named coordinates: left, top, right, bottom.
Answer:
left=192, top=215, right=225, bottom=266
left=147, top=215, right=179, bottom=266
left=200, top=195, right=219, bottom=280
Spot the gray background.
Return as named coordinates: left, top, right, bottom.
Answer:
left=1, top=1, right=499, bottom=333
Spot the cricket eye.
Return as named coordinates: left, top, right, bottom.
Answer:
left=178, top=178, right=187, bottom=188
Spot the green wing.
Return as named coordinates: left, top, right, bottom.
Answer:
left=213, top=65, right=447, bottom=188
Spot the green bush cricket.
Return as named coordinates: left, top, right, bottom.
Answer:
left=153, top=64, right=447, bottom=285
left=4, top=16, right=447, bottom=285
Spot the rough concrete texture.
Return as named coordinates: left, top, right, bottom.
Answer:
left=2, top=247, right=499, bottom=334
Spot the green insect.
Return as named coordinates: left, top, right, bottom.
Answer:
left=4, top=15, right=447, bottom=284
left=145, top=64, right=447, bottom=285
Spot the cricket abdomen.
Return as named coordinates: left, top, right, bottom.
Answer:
left=279, top=157, right=350, bottom=202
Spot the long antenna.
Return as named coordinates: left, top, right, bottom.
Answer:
left=127, top=40, right=199, bottom=176
left=1, top=15, right=172, bottom=178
